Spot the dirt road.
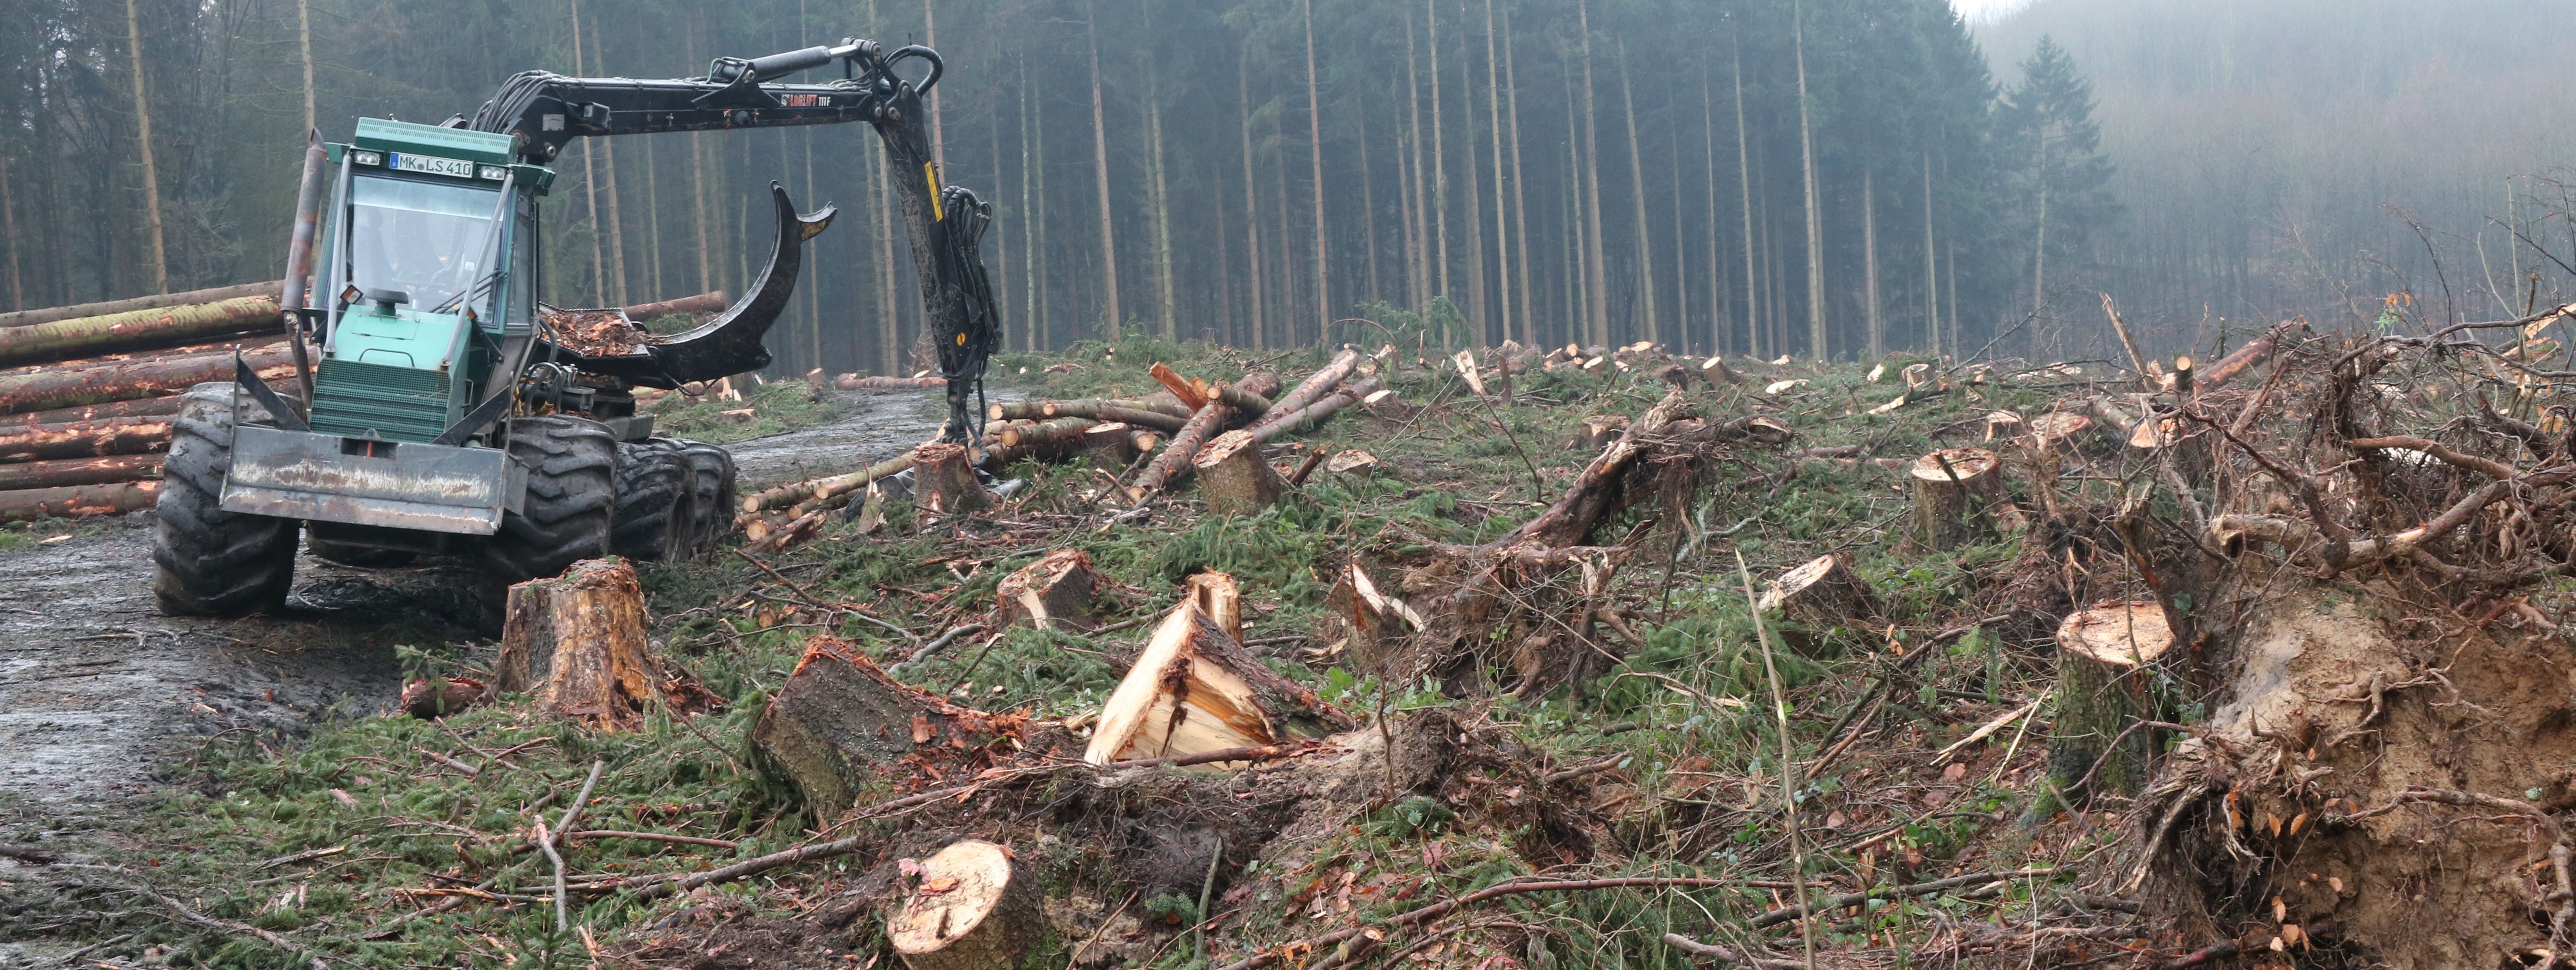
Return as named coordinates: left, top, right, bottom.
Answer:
left=0, top=386, right=957, bottom=808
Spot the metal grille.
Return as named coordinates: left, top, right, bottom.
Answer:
left=308, top=359, right=451, bottom=443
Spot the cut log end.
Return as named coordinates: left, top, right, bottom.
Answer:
left=494, top=558, right=657, bottom=728
left=996, top=548, right=1098, bottom=631
left=888, top=840, right=1037, bottom=970
left=1756, top=554, right=1881, bottom=652
left=2056, top=600, right=2175, bottom=667
left=914, top=443, right=990, bottom=515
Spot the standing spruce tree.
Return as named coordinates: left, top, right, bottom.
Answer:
left=2003, top=36, right=2117, bottom=351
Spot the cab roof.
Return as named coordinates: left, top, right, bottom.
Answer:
left=352, top=118, right=514, bottom=167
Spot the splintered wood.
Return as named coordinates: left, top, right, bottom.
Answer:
left=494, top=558, right=658, bottom=728
left=1084, top=572, right=1343, bottom=767
left=888, top=840, right=1038, bottom=970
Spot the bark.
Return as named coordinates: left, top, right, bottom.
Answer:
left=0, top=480, right=157, bottom=521
left=16, top=394, right=184, bottom=425
left=1, top=154, right=20, bottom=312
left=1485, top=0, right=1514, bottom=345
left=0, top=416, right=171, bottom=460
left=1086, top=1, right=1122, bottom=341
left=1924, top=153, right=1940, bottom=355
left=835, top=375, right=945, bottom=391
left=2051, top=600, right=2173, bottom=797
left=993, top=416, right=1096, bottom=451
left=1240, top=55, right=1266, bottom=349
left=0, top=454, right=161, bottom=490
left=0, top=343, right=299, bottom=415
left=995, top=548, right=1099, bottom=631
left=1403, top=10, right=1428, bottom=310
left=1576, top=0, right=1609, bottom=346
left=1909, top=447, right=2011, bottom=551
left=1303, top=0, right=1331, bottom=339
left=1130, top=372, right=1284, bottom=500
left=1501, top=1, right=1534, bottom=345
left=124, top=0, right=167, bottom=294
left=1040, top=396, right=1197, bottom=420
left=1269, top=347, right=1360, bottom=416
left=619, top=291, right=727, bottom=321
left=1573, top=415, right=1630, bottom=452
left=570, top=0, right=605, bottom=303
left=1618, top=41, right=1659, bottom=346
left=1734, top=39, right=1760, bottom=358
left=0, top=282, right=280, bottom=331
left=1242, top=375, right=1379, bottom=443
left=494, top=559, right=658, bottom=729
left=750, top=637, right=1015, bottom=822
left=887, top=840, right=1039, bottom=970
left=1020, top=401, right=1186, bottom=433
left=1755, top=553, right=1882, bottom=654
left=1458, top=14, right=1487, bottom=343
left=0, top=295, right=283, bottom=367
left=400, top=676, right=489, bottom=720
left=1194, top=430, right=1284, bottom=517
left=1147, top=64, right=1176, bottom=341
left=1794, top=1, right=1826, bottom=358
left=1427, top=0, right=1452, bottom=304
left=914, top=443, right=991, bottom=515
left=1502, top=386, right=1694, bottom=549
left=2199, top=321, right=2293, bottom=389
left=1084, top=600, right=1347, bottom=765
left=0, top=333, right=285, bottom=379
left=1702, top=68, right=1723, bottom=354
left=743, top=452, right=918, bottom=518
left=1864, top=167, right=1882, bottom=359
left=1018, top=61, right=1039, bottom=351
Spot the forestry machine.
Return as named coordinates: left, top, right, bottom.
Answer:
left=151, top=39, right=999, bottom=625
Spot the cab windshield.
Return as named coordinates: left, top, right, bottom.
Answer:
left=346, top=175, right=498, bottom=312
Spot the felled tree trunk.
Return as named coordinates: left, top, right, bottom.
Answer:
left=888, top=840, right=1040, bottom=970
left=1504, top=387, right=1695, bottom=549
left=1026, top=400, right=1188, bottom=432
left=1192, top=430, right=1282, bottom=516
left=0, top=280, right=279, bottom=330
left=0, top=454, right=161, bottom=490
left=1083, top=600, right=1345, bottom=766
left=914, top=443, right=990, bottom=515
left=996, top=548, right=1098, bottom=630
left=1241, top=376, right=1381, bottom=443
left=0, top=294, right=281, bottom=367
left=2050, top=600, right=2174, bottom=798
left=1755, top=553, right=1881, bottom=653
left=1128, top=373, right=1280, bottom=500
left=493, top=559, right=658, bottom=728
left=0, top=343, right=300, bottom=415
left=1909, top=447, right=2012, bottom=550
left=2027, top=412, right=2101, bottom=455
left=0, top=481, right=157, bottom=521
left=15, top=394, right=185, bottom=425
left=619, top=290, right=728, bottom=321
left=751, top=637, right=1015, bottom=822
left=0, top=415, right=172, bottom=459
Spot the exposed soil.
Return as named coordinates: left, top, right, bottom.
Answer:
left=0, top=385, right=966, bottom=810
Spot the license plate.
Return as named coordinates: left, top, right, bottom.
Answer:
left=389, top=152, right=475, bottom=179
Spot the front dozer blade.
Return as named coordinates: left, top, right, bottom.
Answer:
left=548, top=182, right=834, bottom=388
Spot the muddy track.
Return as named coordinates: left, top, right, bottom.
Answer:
left=0, top=386, right=970, bottom=809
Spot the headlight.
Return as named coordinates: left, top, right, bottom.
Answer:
left=350, top=150, right=384, bottom=167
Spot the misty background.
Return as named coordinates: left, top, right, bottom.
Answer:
left=0, top=0, right=2565, bottom=377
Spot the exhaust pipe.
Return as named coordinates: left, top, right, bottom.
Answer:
left=278, top=128, right=328, bottom=403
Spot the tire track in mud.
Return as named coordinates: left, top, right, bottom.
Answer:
left=0, top=386, right=971, bottom=809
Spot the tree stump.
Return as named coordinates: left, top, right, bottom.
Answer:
left=400, top=676, right=489, bottom=720
left=1327, top=562, right=1422, bottom=673
left=494, top=558, right=658, bottom=728
left=1083, top=421, right=1141, bottom=471
left=1573, top=415, right=1631, bottom=452
left=750, top=637, right=1015, bottom=822
left=1909, top=447, right=2013, bottom=550
left=995, top=548, right=1098, bottom=631
left=1754, top=553, right=1882, bottom=654
left=913, top=443, right=990, bottom=515
left=1192, top=430, right=1283, bottom=516
left=2049, top=600, right=2175, bottom=798
left=2027, top=412, right=2101, bottom=455
left=1083, top=600, right=1346, bottom=766
left=888, top=840, right=1039, bottom=970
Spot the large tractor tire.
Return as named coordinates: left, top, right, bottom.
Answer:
left=675, top=440, right=737, bottom=551
left=610, top=437, right=695, bottom=562
left=473, top=415, right=616, bottom=627
left=151, top=383, right=299, bottom=615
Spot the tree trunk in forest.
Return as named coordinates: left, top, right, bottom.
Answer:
left=1303, top=0, right=1331, bottom=342
left=1403, top=13, right=1428, bottom=311
left=1086, top=2, right=1122, bottom=343
left=297, top=0, right=316, bottom=134
left=571, top=0, right=605, bottom=304
left=1427, top=0, right=1452, bottom=312
left=1357, top=112, right=1380, bottom=304
left=752, top=637, right=1015, bottom=822
left=124, top=0, right=168, bottom=294
left=690, top=114, right=713, bottom=297
left=1576, top=0, right=1610, bottom=348
left=1864, top=167, right=1882, bottom=360
left=1924, top=153, right=1940, bottom=357
left=1, top=154, right=18, bottom=311
left=2031, top=139, right=2051, bottom=325
left=1147, top=66, right=1176, bottom=342
left=887, top=841, right=1039, bottom=970
left=593, top=25, right=628, bottom=306
left=1484, top=0, right=1513, bottom=348
left=923, top=0, right=943, bottom=170
left=1020, top=61, right=1040, bottom=353
left=1564, top=80, right=1589, bottom=346
left=1733, top=39, right=1760, bottom=359
left=495, top=559, right=658, bottom=729
left=1501, top=2, right=1534, bottom=347
left=1194, top=430, right=1284, bottom=517
left=1619, top=42, right=1659, bottom=347
left=643, top=136, right=665, bottom=303
left=1702, top=69, right=1724, bottom=355
left=2050, top=601, right=2173, bottom=798
left=1794, top=1, right=1826, bottom=360
left=1239, top=55, right=1266, bottom=350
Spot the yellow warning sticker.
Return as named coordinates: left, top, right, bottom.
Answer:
left=925, top=162, right=944, bottom=221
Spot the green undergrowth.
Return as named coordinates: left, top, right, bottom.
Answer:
left=10, top=345, right=2118, bottom=967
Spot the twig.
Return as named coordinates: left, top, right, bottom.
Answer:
left=1738, top=551, right=1818, bottom=970
left=906, top=622, right=988, bottom=664
left=1214, top=876, right=1751, bottom=970
left=253, top=845, right=346, bottom=871
left=2154, top=940, right=2240, bottom=969
left=1194, top=834, right=1224, bottom=964
left=420, top=749, right=481, bottom=778
left=543, top=759, right=606, bottom=932
left=140, top=888, right=328, bottom=970
left=1660, top=933, right=1807, bottom=969
left=562, top=830, right=738, bottom=849
left=1745, top=867, right=2058, bottom=928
